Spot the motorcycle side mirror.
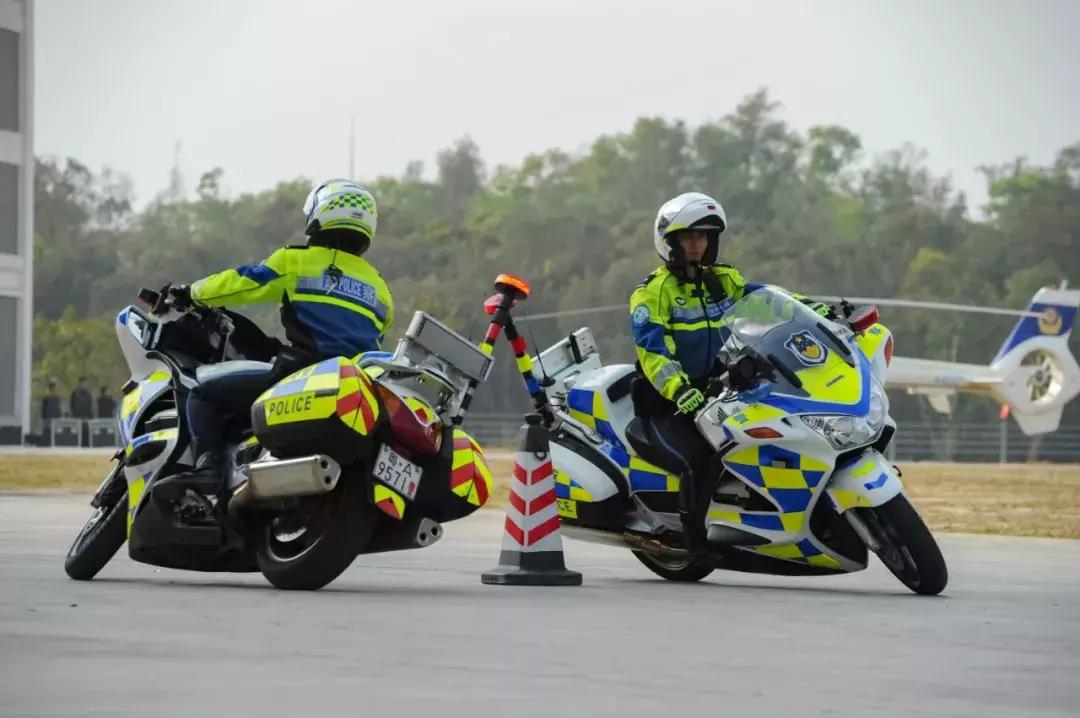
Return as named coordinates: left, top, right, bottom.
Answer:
left=849, top=305, right=880, bottom=333
left=728, top=353, right=769, bottom=391
left=137, top=287, right=159, bottom=309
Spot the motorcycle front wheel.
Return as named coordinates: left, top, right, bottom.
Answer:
left=65, top=463, right=128, bottom=580
left=859, top=494, right=948, bottom=596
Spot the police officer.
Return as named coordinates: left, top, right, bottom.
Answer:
left=168, top=179, right=393, bottom=480
left=629, top=192, right=829, bottom=551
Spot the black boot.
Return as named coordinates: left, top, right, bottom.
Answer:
left=193, top=450, right=222, bottom=478
left=680, top=510, right=707, bottom=555
left=677, top=471, right=707, bottom=554
left=166, top=451, right=222, bottom=526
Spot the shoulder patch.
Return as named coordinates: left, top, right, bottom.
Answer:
left=637, top=269, right=661, bottom=289
left=632, top=305, right=651, bottom=327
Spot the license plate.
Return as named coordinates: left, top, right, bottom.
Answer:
left=373, top=445, right=423, bottom=500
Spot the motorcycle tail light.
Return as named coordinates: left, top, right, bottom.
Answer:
left=850, top=305, right=880, bottom=333
left=884, top=335, right=894, bottom=366
left=374, top=384, right=443, bottom=456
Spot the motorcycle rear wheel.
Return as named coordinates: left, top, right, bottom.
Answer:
left=256, top=474, right=377, bottom=590
left=632, top=550, right=714, bottom=582
left=860, top=494, right=948, bottom=596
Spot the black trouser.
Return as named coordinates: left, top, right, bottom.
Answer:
left=186, top=361, right=278, bottom=458
left=647, top=411, right=714, bottom=529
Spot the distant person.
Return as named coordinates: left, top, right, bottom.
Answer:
left=70, top=376, right=94, bottom=447
left=41, top=379, right=62, bottom=446
left=97, top=386, right=117, bottom=419
left=42, top=379, right=62, bottom=422
left=69, top=377, right=94, bottom=420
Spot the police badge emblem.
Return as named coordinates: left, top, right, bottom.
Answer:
left=785, top=330, right=828, bottom=366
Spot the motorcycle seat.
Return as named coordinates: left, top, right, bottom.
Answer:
left=195, top=360, right=275, bottom=386
left=625, top=416, right=686, bottom=477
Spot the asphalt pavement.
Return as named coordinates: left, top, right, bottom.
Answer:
left=1, top=495, right=1078, bottom=717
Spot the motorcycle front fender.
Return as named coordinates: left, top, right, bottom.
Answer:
left=826, top=450, right=903, bottom=512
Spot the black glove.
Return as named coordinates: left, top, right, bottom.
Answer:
left=165, top=284, right=194, bottom=311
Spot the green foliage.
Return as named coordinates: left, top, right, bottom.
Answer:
left=32, top=308, right=127, bottom=410
left=31, top=91, right=1079, bottom=424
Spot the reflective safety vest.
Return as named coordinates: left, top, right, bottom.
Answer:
left=192, top=245, right=393, bottom=359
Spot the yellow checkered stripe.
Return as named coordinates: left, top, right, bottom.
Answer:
left=751, top=542, right=843, bottom=568
left=256, top=358, right=381, bottom=435
left=373, top=483, right=406, bottom=519
left=827, top=455, right=880, bottom=511
left=450, top=429, right=493, bottom=507
left=568, top=406, right=595, bottom=429
left=707, top=508, right=841, bottom=567
left=337, top=362, right=381, bottom=436
left=124, top=428, right=178, bottom=458
left=120, top=370, right=172, bottom=427
left=554, top=469, right=593, bottom=501
left=854, top=323, right=890, bottom=359
left=127, top=469, right=151, bottom=536
left=259, top=359, right=343, bottom=401
left=710, top=444, right=842, bottom=568
left=724, top=445, right=830, bottom=487
left=322, top=192, right=376, bottom=215
left=566, top=388, right=680, bottom=493
left=725, top=404, right=787, bottom=428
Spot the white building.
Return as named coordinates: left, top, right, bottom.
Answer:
left=0, top=0, right=32, bottom=444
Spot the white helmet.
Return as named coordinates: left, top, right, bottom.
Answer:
left=653, top=192, right=727, bottom=265
left=303, top=178, right=378, bottom=243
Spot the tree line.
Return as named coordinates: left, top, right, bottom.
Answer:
left=32, top=89, right=1079, bottom=428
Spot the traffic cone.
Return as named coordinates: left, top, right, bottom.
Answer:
left=481, top=414, right=582, bottom=586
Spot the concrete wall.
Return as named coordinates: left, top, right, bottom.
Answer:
left=0, top=0, right=33, bottom=444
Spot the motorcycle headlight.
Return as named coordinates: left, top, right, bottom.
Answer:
left=866, top=378, right=887, bottom=430
left=802, top=380, right=888, bottom=449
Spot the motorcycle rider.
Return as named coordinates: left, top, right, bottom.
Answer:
left=629, top=192, right=831, bottom=552
left=165, top=179, right=393, bottom=484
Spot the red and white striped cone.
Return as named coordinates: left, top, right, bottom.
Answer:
left=481, top=415, right=582, bottom=586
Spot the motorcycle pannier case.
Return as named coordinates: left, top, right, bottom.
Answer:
left=251, top=357, right=382, bottom=464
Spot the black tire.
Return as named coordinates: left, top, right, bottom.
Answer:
left=632, top=550, right=715, bottom=582
left=65, top=473, right=128, bottom=581
left=861, top=494, right=948, bottom=596
left=256, top=475, right=378, bottom=590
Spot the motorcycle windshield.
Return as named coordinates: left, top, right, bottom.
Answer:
left=718, top=287, right=871, bottom=416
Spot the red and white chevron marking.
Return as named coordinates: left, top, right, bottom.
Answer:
left=500, top=451, right=565, bottom=552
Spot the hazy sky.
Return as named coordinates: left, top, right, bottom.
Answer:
left=34, top=0, right=1080, bottom=213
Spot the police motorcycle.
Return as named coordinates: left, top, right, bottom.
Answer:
left=64, top=285, right=497, bottom=590
left=500, top=284, right=947, bottom=595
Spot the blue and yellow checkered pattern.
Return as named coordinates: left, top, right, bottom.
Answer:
left=567, top=388, right=626, bottom=451
left=258, top=358, right=344, bottom=401
left=567, top=388, right=681, bottom=494
left=554, top=469, right=593, bottom=501
left=716, top=444, right=830, bottom=532
left=710, top=443, right=841, bottom=567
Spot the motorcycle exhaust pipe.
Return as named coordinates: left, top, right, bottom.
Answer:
left=361, top=517, right=444, bottom=555
left=621, top=532, right=691, bottom=560
left=233, top=454, right=342, bottom=505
